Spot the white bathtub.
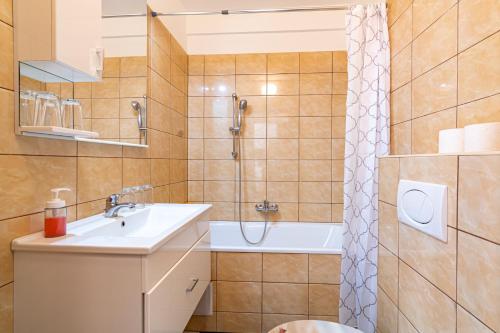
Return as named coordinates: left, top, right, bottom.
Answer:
left=210, top=221, right=343, bottom=254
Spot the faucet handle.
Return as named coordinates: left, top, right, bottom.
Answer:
left=106, top=194, right=120, bottom=208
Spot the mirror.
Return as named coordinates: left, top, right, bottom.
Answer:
left=16, top=0, right=148, bottom=147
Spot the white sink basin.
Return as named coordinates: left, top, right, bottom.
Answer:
left=12, top=203, right=212, bottom=254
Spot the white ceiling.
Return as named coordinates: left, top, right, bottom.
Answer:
left=164, top=0, right=354, bottom=11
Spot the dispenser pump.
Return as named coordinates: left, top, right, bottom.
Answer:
left=46, top=188, right=71, bottom=209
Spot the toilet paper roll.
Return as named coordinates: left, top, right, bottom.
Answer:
left=464, top=122, right=500, bottom=152
left=439, top=128, right=464, bottom=154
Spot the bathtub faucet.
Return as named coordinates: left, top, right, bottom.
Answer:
left=255, top=200, right=279, bottom=213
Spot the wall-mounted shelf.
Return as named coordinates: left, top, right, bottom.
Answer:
left=20, top=126, right=99, bottom=139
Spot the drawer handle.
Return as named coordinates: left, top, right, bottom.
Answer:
left=186, top=278, right=199, bottom=292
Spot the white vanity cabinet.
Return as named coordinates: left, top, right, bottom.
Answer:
left=14, top=0, right=103, bottom=81
left=13, top=204, right=212, bottom=333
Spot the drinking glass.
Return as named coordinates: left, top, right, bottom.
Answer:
left=61, top=99, right=83, bottom=129
left=34, top=93, right=61, bottom=127
left=19, top=90, right=37, bottom=126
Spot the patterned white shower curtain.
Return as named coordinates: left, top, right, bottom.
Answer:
left=339, top=3, right=390, bottom=333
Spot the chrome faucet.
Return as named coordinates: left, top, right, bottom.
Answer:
left=104, top=194, right=136, bottom=218
left=255, top=200, right=279, bottom=213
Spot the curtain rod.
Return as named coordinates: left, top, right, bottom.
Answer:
left=102, top=4, right=388, bottom=19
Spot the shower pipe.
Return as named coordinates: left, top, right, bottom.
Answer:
left=102, top=3, right=387, bottom=18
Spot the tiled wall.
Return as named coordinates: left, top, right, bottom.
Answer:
left=377, top=154, right=499, bottom=333
left=187, top=52, right=348, bottom=223
left=0, top=5, right=187, bottom=332
left=186, top=252, right=341, bottom=333
left=387, top=0, right=500, bottom=154
left=78, top=56, right=148, bottom=144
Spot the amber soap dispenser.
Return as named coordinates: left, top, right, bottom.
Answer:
left=44, top=188, right=71, bottom=238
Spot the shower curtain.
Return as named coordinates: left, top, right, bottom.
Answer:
left=339, top=3, right=390, bottom=333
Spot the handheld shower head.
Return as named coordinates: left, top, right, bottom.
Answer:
left=239, top=99, right=247, bottom=111
left=131, top=101, right=141, bottom=112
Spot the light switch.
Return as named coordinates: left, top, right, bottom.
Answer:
left=397, top=180, right=448, bottom=242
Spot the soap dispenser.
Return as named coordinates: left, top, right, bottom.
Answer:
left=44, top=188, right=71, bottom=238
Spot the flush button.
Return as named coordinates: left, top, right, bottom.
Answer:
left=402, top=189, right=434, bottom=224
left=397, top=179, right=448, bottom=242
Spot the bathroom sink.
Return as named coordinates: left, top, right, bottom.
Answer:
left=12, top=203, right=211, bottom=254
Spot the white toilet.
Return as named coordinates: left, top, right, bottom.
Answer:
left=268, top=320, right=364, bottom=333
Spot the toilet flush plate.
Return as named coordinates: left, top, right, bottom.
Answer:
left=397, top=180, right=447, bottom=242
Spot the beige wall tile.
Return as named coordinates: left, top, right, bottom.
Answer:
left=379, top=201, right=398, bottom=255
left=263, top=253, right=308, bottom=283
left=399, top=261, right=456, bottom=333
left=391, top=83, right=411, bottom=124
left=151, top=43, right=171, bottom=81
left=377, top=287, right=398, bottom=333
left=92, top=99, right=119, bottom=118
left=187, top=181, right=203, bottom=202
left=205, top=75, right=235, bottom=97
left=77, top=157, right=122, bottom=203
left=204, top=96, right=230, bottom=118
left=217, top=281, right=262, bottom=313
left=300, top=139, right=332, bottom=160
left=204, top=55, right=235, bottom=75
left=241, top=96, right=266, bottom=118
left=217, top=252, right=262, bottom=281
left=188, top=55, right=204, bottom=76
left=240, top=160, right=266, bottom=181
left=188, top=76, right=204, bottom=97
left=390, top=121, right=412, bottom=155
left=267, top=160, right=299, bottom=181
left=332, top=73, right=348, bottom=95
left=267, top=139, right=299, bottom=159
left=204, top=181, right=234, bottom=202
left=300, top=95, right=332, bottom=117
left=268, top=202, right=299, bottom=222
left=0, top=0, right=12, bottom=25
left=300, top=117, right=332, bottom=139
left=263, top=283, right=308, bottom=315
left=204, top=117, right=232, bottom=139
left=92, top=78, right=120, bottom=98
left=300, top=160, right=332, bottom=181
left=300, top=74, right=332, bottom=95
left=120, top=56, right=147, bottom=77
left=457, top=93, right=500, bottom=127
left=300, top=52, right=332, bottom=73
left=0, top=283, right=13, bottom=333
left=379, top=244, right=399, bottom=304
left=204, top=159, right=235, bottom=181
left=459, top=0, right=500, bottom=51
left=240, top=139, right=267, bottom=160
left=236, top=54, right=267, bottom=75
left=458, top=155, right=500, bottom=244
left=332, top=160, right=344, bottom=182
left=400, top=155, right=457, bottom=227
left=240, top=181, right=266, bottom=203
left=268, top=53, right=299, bottom=74
left=458, top=33, right=500, bottom=104
left=92, top=119, right=120, bottom=139
left=412, top=57, right=457, bottom=118
left=203, top=139, right=232, bottom=159
left=379, top=157, right=399, bottom=205
left=457, top=306, right=495, bottom=333
left=0, top=22, right=13, bottom=90
left=413, top=0, right=456, bottom=37
left=242, top=117, right=266, bottom=139
left=400, top=224, right=457, bottom=299
left=309, top=254, right=341, bottom=284
left=332, top=117, right=346, bottom=139
left=299, top=203, right=331, bottom=222
left=267, top=117, right=299, bottom=138
left=332, top=94, right=346, bottom=117
left=267, top=182, right=298, bottom=203
left=122, top=158, right=150, bottom=187
left=390, top=6, right=412, bottom=57
left=185, top=314, right=216, bottom=332
left=332, top=139, right=345, bottom=160
left=216, top=312, right=261, bottom=333
left=411, top=108, right=456, bottom=154
left=236, top=74, right=267, bottom=96
left=103, top=57, right=120, bottom=77
left=391, top=45, right=412, bottom=90
left=262, top=314, right=308, bottom=333
left=309, top=284, right=339, bottom=316
left=412, top=6, right=457, bottom=78
left=299, top=182, right=331, bottom=203
left=387, top=0, right=412, bottom=27
left=398, top=311, right=419, bottom=333
left=0, top=156, right=76, bottom=220
left=267, top=74, right=300, bottom=95
left=332, top=51, right=347, bottom=73
left=267, top=96, right=299, bottom=117
left=457, top=232, right=499, bottom=332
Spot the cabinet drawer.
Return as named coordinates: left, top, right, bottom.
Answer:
left=144, top=232, right=210, bottom=333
